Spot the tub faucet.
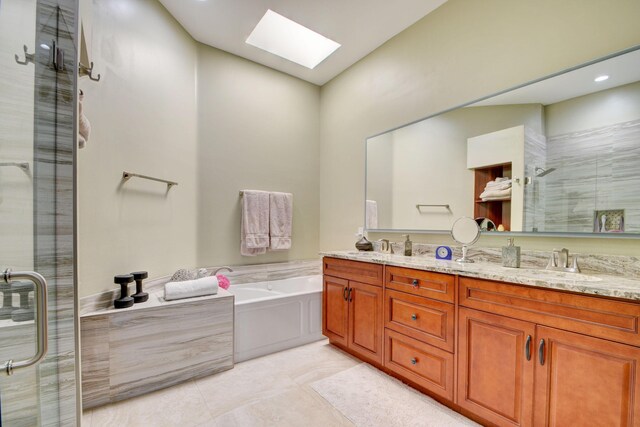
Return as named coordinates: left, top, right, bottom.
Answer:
left=213, top=266, right=234, bottom=275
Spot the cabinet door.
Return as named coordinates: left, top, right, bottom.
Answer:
left=534, top=326, right=640, bottom=427
left=458, top=308, right=535, bottom=427
left=323, top=276, right=349, bottom=347
left=348, top=280, right=383, bottom=365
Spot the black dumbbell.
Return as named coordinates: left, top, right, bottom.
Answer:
left=114, top=274, right=134, bottom=309
left=131, top=271, right=149, bottom=303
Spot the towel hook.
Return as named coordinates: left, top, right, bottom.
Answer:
left=79, top=61, right=101, bottom=82
left=15, top=45, right=35, bottom=66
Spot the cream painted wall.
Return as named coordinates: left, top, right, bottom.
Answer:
left=196, top=44, right=320, bottom=267
left=320, top=0, right=640, bottom=255
left=78, top=0, right=198, bottom=297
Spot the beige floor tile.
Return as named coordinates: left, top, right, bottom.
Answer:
left=82, top=410, right=92, bottom=427
left=90, top=380, right=212, bottom=427
left=195, top=355, right=298, bottom=418
left=203, top=386, right=354, bottom=427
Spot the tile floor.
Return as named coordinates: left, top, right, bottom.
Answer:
left=82, top=339, right=473, bottom=426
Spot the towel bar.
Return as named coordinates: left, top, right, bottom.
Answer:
left=122, top=172, right=178, bottom=189
left=416, top=204, right=451, bottom=211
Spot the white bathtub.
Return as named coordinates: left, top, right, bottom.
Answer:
left=229, top=275, right=323, bottom=362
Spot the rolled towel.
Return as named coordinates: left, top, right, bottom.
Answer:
left=164, top=276, right=218, bottom=301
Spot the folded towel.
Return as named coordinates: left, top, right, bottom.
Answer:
left=164, top=276, right=219, bottom=301
left=484, top=178, right=512, bottom=189
left=269, top=192, right=293, bottom=250
left=241, top=190, right=269, bottom=256
left=479, top=187, right=512, bottom=199
left=366, top=200, right=378, bottom=229
left=484, top=182, right=512, bottom=191
left=482, top=196, right=512, bottom=201
left=216, top=274, right=230, bottom=290
left=78, top=91, right=91, bottom=149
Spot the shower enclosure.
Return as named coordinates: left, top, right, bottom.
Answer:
left=0, top=0, right=78, bottom=425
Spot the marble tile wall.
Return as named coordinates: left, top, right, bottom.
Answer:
left=523, top=127, right=547, bottom=232
left=545, top=119, right=640, bottom=233
left=371, top=240, right=640, bottom=277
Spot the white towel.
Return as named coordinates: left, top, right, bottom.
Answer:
left=366, top=200, right=378, bottom=229
left=164, top=276, right=219, bottom=301
left=241, top=190, right=269, bottom=256
left=480, top=187, right=512, bottom=200
left=78, top=91, right=91, bottom=149
left=269, top=192, right=293, bottom=250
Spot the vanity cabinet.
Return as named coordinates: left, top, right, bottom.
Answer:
left=322, top=256, right=640, bottom=427
left=322, top=258, right=383, bottom=365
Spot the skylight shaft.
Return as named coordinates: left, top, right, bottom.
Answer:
left=246, top=10, right=341, bottom=69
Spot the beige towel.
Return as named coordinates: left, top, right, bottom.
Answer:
left=78, top=91, right=91, bottom=149
left=241, top=190, right=269, bottom=256
left=366, top=200, right=378, bottom=229
left=269, top=192, right=293, bottom=250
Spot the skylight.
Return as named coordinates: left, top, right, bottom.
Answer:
left=246, top=9, right=341, bottom=69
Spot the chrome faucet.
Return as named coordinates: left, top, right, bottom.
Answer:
left=213, top=266, right=234, bottom=275
left=378, top=239, right=393, bottom=254
left=546, top=248, right=580, bottom=273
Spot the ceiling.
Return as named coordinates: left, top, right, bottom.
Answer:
left=157, top=0, right=447, bottom=86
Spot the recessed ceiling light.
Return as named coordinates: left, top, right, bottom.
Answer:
left=246, top=9, right=341, bottom=69
left=594, top=75, right=609, bottom=82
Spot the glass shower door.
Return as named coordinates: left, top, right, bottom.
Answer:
left=0, top=0, right=78, bottom=425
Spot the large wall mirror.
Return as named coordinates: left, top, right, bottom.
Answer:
left=366, top=46, right=640, bottom=237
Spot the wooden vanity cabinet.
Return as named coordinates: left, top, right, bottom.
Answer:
left=323, top=258, right=384, bottom=365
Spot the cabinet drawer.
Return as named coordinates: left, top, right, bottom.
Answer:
left=460, top=277, right=640, bottom=347
left=323, top=257, right=383, bottom=286
left=384, top=289, right=454, bottom=352
left=384, top=329, right=454, bottom=401
left=385, top=266, right=455, bottom=303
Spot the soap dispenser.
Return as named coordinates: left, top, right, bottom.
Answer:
left=502, top=238, right=521, bottom=268
left=403, top=234, right=412, bottom=256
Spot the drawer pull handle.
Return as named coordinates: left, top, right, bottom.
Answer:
left=412, top=279, right=419, bottom=288
left=411, top=314, right=418, bottom=321
left=348, top=288, right=353, bottom=302
left=525, top=335, right=531, bottom=361
left=539, top=339, right=545, bottom=366
left=410, top=358, right=417, bottom=365
left=343, top=287, right=348, bottom=301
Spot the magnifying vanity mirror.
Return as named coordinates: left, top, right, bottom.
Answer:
left=451, top=217, right=480, bottom=263
left=365, top=45, right=640, bottom=238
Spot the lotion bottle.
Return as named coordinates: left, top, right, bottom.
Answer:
left=403, top=234, right=412, bottom=256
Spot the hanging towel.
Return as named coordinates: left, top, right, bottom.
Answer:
left=269, top=192, right=293, bottom=250
left=241, top=190, right=269, bottom=256
left=164, top=276, right=219, bottom=301
left=366, top=200, right=378, bottom=229
left=78, top=90, right=91, bottom=149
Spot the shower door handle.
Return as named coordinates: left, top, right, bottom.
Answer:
left=1, top=269, right=48, bottom=376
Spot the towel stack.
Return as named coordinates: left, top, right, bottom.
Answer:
left=241, top=190, right=293, bottom=256
left=479, top=177, right=512, bottom=201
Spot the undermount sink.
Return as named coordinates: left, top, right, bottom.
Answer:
left=517, top=269, right=603, bottom=282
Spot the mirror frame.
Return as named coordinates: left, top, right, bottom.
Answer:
left=364, top=44, right=640, bottom=239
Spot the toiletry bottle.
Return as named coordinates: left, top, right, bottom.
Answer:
left=502, top=238, right=521, bottom=268
left=403, top=234, right=412, bottom=256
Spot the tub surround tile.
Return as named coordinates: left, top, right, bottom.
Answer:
left=81, top=293, right=234, bottom=409
left=323, top=249, right=640, bottom=301
left=80, top=259, right=321, bottom=315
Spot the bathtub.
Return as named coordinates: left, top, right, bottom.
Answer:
left=229, top=275, right=324, bottom=362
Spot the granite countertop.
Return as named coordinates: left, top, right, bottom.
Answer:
left=321, top=250, right=640, bottom=301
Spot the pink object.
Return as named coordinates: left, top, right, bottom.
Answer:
left=217, top=274, right=230, bottom=290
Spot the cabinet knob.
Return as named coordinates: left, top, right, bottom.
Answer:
left=410, top=358, right=417, bottom=365
left=411, top=314, right=418, bottom=321
left=412, top=279, right=419, bottom=288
